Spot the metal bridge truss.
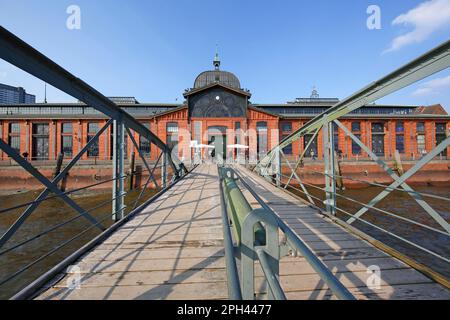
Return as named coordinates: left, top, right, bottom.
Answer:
left=0, top=26, right=188, bottom=294
left=254, top=40, right=450, bottom=280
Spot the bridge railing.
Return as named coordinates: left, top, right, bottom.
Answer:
left=218, top=166, right=355, bottom=300
left=0, top=26, right=190, bottom=299
left=253, top=40, right=450, bottom=287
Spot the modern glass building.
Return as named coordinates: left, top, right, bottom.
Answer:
left=0, top=83, right=36, bottom=104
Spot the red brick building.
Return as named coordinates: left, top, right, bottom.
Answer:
left=0, top=56, right=449, bottom=164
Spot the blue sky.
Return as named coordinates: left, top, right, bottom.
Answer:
left=0, top=0, right=449, bottom=110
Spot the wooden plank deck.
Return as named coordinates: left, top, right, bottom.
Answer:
left=36, top=164, right=228, bottom=300
left=233, top=166, right=450, bottom=300
left=35, top=164, right=450, bottom=300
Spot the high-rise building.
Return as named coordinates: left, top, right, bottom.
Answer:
left=0, top=83, right=36, bottom=104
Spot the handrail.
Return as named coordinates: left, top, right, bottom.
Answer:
left=218, top=166, right=355, bottom=300
left=218, top=174, right=243, bottom=300
left=219, top=167, right=266, bottom=245
left=256, top=249, right=286, bottom=300
left=232, top=168, right=356, bottom=300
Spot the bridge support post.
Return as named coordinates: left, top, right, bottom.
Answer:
left=112, top=118, right=126, bottom=221
left=274, top=146, right=282, bottom=187
left=162, top=151, right=168, bottom=188
left=241, top=209, right=281, bottom=300
left=323, top=117, right=336, bottom=216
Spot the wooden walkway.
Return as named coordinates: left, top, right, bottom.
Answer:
left=37, top=165, right=228, bottom=300
left=35, top=164, right=450, bottom=300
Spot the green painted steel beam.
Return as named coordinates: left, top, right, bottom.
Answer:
left=219, top=168, right=266, bottom=245
left=223, top=177, right=266, bottom=245
left=259, top=39, right=450, bottom=167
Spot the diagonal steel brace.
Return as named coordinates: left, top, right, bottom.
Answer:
left=0, top=121, right=112, bottom=248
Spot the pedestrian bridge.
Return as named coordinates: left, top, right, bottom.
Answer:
left=0, top=26, right=449, bottom=300
left=30, top=164, right=449, bottom=300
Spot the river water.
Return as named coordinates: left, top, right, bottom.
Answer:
left=0, top=185, right=448, bottom=299
left=0, top=188, right=157, bottom=299
left=288, top=185, right=450, bottom=279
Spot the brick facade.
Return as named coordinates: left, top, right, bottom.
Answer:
left=1, top=112, right=448, bottom=162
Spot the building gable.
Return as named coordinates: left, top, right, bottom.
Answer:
left=187, top=84, right=248, bottom=118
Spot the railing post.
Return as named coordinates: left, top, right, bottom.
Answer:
left=162, top=151, right=168, bottom=188
left=128, top=152, right=136, bottom=191
left=112, top=118, right=126, bottom=221
left=322, top=117, right=336, bottom=216
left=241, top=208, right=280, bottom=300
left=274, top=146, right=282, bottom=187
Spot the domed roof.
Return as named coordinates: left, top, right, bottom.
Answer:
left=193, top=52, right=241, bottom=90
left=194, top=70, right=241, bottom=89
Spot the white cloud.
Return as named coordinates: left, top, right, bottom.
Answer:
left=412, top=75, right=450, bottom=96
left=384, top=0, right=450, bottom=53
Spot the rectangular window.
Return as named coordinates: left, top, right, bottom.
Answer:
left=351, top=122, right=361, bottom=132
left=416, top=122, right=425, bottom=133
left=304, top=134, right=318, bottom=158
left=62, top=123, right=73, bottom=134
left=371, top=123, right=385, bottom=156
left=139, top=123, right=151, bottom=156
left=194, top=121, right=202, bottom=145
left=352, top=134, right=362, bottom=155
left=87, top=122, right=99, bottom=157
left=282, top=134, right=292, bottom=155
left=281, top=122, right=292, bottom=133
left=332, top=123, right=339, bottom=152
left=32, top=123, right=49, bottom=160
left=417, top=134, right=425, bottom=154
left=436, top=123, right=446, bottom=133
left=8, top=123, right=20, bottom=154
left=10, top=123, right=20, bottom=133
left=62, top=136, right=73, bottom=158
left=256, top=121, right=267, bottom=132
left=88, top=123, right=99, bottom=134
left=61, top=122, right=73, bottom=158
left=167, top=122, right=179, bottom=133
left=395, top=122, right=405, bottom=153
left=372, top=122, right=384, bottom=133
left=396, top=135, right=405, bottom=154
left=435, top=123, right=447, bottom=157
left=256, top=122, right=267, bottom=159
left=235, top=121, right=241, bottom=145
left=166, top=122, right=178, bottom=157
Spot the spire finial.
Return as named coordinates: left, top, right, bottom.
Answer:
left=44, top=82, right=47, bottom=104
left=310, top=85, right=319, bottom=99
left=213, top=44, right=221, bottom=70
